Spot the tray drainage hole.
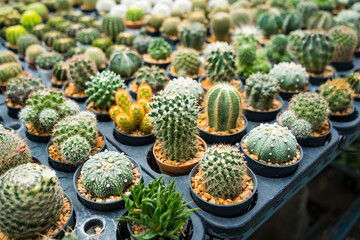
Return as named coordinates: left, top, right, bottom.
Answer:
left=83, top=217, right=106, bottom=236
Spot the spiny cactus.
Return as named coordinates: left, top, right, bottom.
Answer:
left=116, top=32, right=136, bottom=47
left=256, top=11, right=282, bottom=38
left=137, top=82, right=153, bottom=101
left=67, top=47, right=85, bottom=58
left=126, top=7, right=143, bottom=22
left=0, top=50, right=19, bottom=65
left=205, top=84, right=242, bottom=132
left=67, top=55, right=98, bottom=93
left=25, top=44, right=45, bottom=64
left=160, top=17, right=180, bottom=37
left=205, top=46, right=236, bottom=84
left=345, top=72, right=360, bottom=96
left=291, top=119, right=312, bottom=138
left=200, top=145, right=247, bottom=199
left=7, top=76, right=43, bottom=106
left=148, top=38, right=171, bottom=61
left=309, top=0, right=335, bottom=10
left=0, top=62, right=22, bottom=85
left=76, top=28, right=100, bottom=45
left=46, top=16, right=65, bottom=28
left=329, top=26, right=358, bottom=62
left=109, top=48, right=142, bottom=78
left=265, top=34, right=293, bottom=63
left=55, top=21, right=72, bottom=33
left=115, top=89, right=132, bottom=115
left=20, top=10, right=41, bottom=30
left=306, top=11, right=333, bottom=30
left=149, top=91, right=198, bottom=161
left=102, top=15, right=124, bottom=39
left=278, top=110, right=297, bottom=129
left=59, top=136, right=92, bottom=165
left=5, top=25, right=27, bottom=46
left=42, top=31, right=62, bottom=48
left=288, top=29, right=304, bottom=52
left=231, top=8, right=250, bottom=28
left=319, top=78, right=354, bottom=112
left=145, top=13, right=165, bottom=32
left=134, top=66, right=168, bottom=92
left=66, top=23, right=83, bottom=38
left=210, top=12, right=231, bottom=42
left=246, top=123, right=298, bottom=164
left=85, top=71, right=126, bottom=110
left=79, top=15, right=94, bottom=27
left=84, top=47, right=107, bottom=70
left=53, top=61, right=68, bottom=82
left=16, top=34, right=39, bottom=58
left=56, top=0, right=71, bottom=11
left=0, top=6, right=21, bottom=28
left=36, top=52, right=63, bottom=70
left=92, top=38, right=114, bottom=53
left=282, top=10, right=302, bottom=34
left=179, top=22, right=206, bottom=51
left=245, top=73, right=279, bottom=111
left=164, top=77, right=204, bottom=103
left=269, top=62, right=309, bottom=91
left=173, top=49, right=201, bottom=77
left=133, top=34, right=152, bottom=55
left=298, top=1, right=318, bottom=25
left=0, top=163, right=64, bottom=239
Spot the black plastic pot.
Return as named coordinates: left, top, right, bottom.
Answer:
left=355, top=51, right=360, bottom=58
left=309, top=73, right=335, bottom=85
left=240, top=135, right=304, bottom=178
left=78, top=216, right=106, bottom=239
left=166, top=65, right=204, bottom=81
left=73, top=157, right=142, bottom=211
left=99, top=63, right=109, bottom=73
left=199, top=76, right=243, bottom=92
left=145, top=28, right=160, bottom=37
left=113, top=123, right=155, bottom=146
left=124, top=76, right=135, bottom=85
left=329, top=105, right=358, bottom=122
left=163, top=35, right=179, bottom=46
left=86, top=102, right=111, bottom=121
left=25, top=128, right=51, bottom=143
left=51, top=80, right=66, bottom=89
left=52, top=193, right=76, bottom=239
left=331, top=60, right=354, bottom=71
left=244, top=96, right=284, bottom=122
left=31, top=156, right=41, bottom=164
left=189, top=164, right=258, bottom=217
left=198, top=116, right=248, bottom=145
left=279, top=83, right=311, bottom=101
left=6, top=102, right=21, bottom=119
left=143, top=58, right=170, bottom=69
left=62, top=82, right=88, bottom=102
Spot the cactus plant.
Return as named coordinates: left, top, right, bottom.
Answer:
left=172, top=49, right=201, bottom=77
left=67, top=55, right=98, bottom=93
left=269, top=62, right=309, bottom=91
left=101, top=15, right=124, bottom=39
left=81, top=0, right=97, bottom=10
left=20, top=10, right=41, bottom=30
left=109, top=48, right=142, bottom=78
left=309, top=0, right=335, bottom=10
left=116, top=32, right=136, bottom=47
left=160, top=17, right=181, bottom=37
left=96, top=0, right=116, bottom=13
left=56, top=0, right=71, bottom=11
left=114, top=89, right=132, bottom=115
left=66, top=10, right=84, bottom=22
left=92, top=38, right=113, bottom=53
left=133, top=34, right=152, bottom=55
left=30, top=24, right=50, bottom=40
left=59, top=135, right=92, bottom=165
left=66, top=23, right=83, bottom=38
left=205, top=46, right=236, bottom=84
left=179, top=22, right=206, bottom=51
left=145, top=13, right=165, bottom=32
left=282, top=10, right=302, bottom=34
left=0, top=6, right=21, bottom=28
left=306, top=11, right=333, bottom=30
left=231, top=8, right=250, bottom=28
left=5, top=25, right=27, bottom=47
left=245, top=73, right=279, bottom=111
left=84, top=47, right=107, bottom=70
left=79, top=15, right=94, bottom=27
left=164, top=77, right=204, bottom=103
left=265, top=34, right=293, bottom=63
left=134, top=66, right=168, bottom=92
left=0, top=62, right=23, bottom=85
left=147, top=38, right=171, bottom=61
left=36, top=52, right=63, bottom=70
left=76, top=28, right=100, bottom=45
left=47, top=16, right=65, bottom=28
left=42, top=31, right=62, bottom=48
left=52, top=61, right=68, bottom=83
left=210, top=12, right=232, bottom=42
left=246, top=123, right=298, bottom=164
left=290, top=119, right=312, bottom=138
left=67, top=47, right=85, bottom=58
left=55, top=21, right=72, bottom=33
left=7, top=76, right=43, bottom=106
left=298, top=1, right=318, bottom=25
left=288, top=29, right=304, bottom=52
left=25, top=44, right=45, bottom=64
left=126, top=7, right=143, bottom=22
left=200, top=145, right=247, bottom=199
left=278, top=110, right=297, bottom=129
left=319, top=78, right=354, bottom=112
left=0, top=163, right=64, bottom=239
left=256, top=11, right=282, bottom=38
left=0, top=50, right=19, bottom=65
left=345, top=72, right=360, bottom=96
left=136, top=82, right=153, bottom=101
left=27, top=3, right=49, bottom=20
left=329, top=26, right=358, bottom=62
left=16, top=34, right=39, bottom=58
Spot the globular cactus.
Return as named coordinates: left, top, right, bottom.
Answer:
left=231, top=8, right=250, bottom=28
left=109, top=48, right=142, bottom=78
left=245, top=73, right=279, bottom=111
left=84, top=47, right=107, bottom=70
left=205, top=46, right=236, bottom=84
left=188, top=11, right=208, bottom=25
left=265, top=34, right=293, bottom=63
left=282, top=10, right=302, bottom=34
left=55, top=21, right=72, bottom=33
left=76, top=28, right=101, bottom=45
left=256, top=11, right=282, bottom=38
left=288, top=29, right=304, bottom=52
left=53, top=61, right=68, bottom=82
left=82, top=150, right=133, bottom=198
left=20, top=10, right=42, bottom=30
left=133, top=34, right=152, bottom=55
left=85, top=71, right=126, bottom=110
left=115, top=89, right=132, bottom=115
left=79, top=15, right=95, bottom=27
left=0, top=50, right=19, bottom=65
left=126, top=7, right=143, bottom=22
left=5, top=25, right=27, bottom=46
left=269, top=62, right=309, bottom=91
left=66, top=24, right=83, bottom=38
left=67, top=55, right=98, bottom=93
left=309, top=0, right=335, bottom=10
left=7, top=76, right=43, bottom=106
left=345, top=72, right=360, bottom=96
left=278, top=110, right=297, bottom=129
left=27, top=3, right=49, bottom=21
left=101, top=15, right=125, bottom=39
left=137, top=82, right=153, bottom=101
left=82, top=0, right=97, bottom=10
left=25, top=44, right=45, bottom=64
left=149, top=91, right=198, bottom=161
left=59, top=136, right=92, bottom=165
left=92, top=37, right=114, bottom=53
left=16, top=34, right=39, bottom=58
left=134, top=66, right=168, bottom=92
left=179, top=22, right=206, bottom=51
left=298, top=1, right=318, bottom=25
left=306, top=11, right=333, bottom=30
left=56, top=0, right=71, bottom=11
left=295, top=31, right=334, bottom=74
left=116, top=32, right=136, bottom=47
left=0, top=127, right=31, bottom=175
left=205, top=84, right=242, bottom=132
left=46, top=16, right=65, bottom=28
left=164, top=77, right=204, bottom=103
left=145, top=13, right=165, bottom=32
left=148, top=38, right=171, bottom=60
left=0, top=62, right=22, bottom=85
left=115, top=112, right=136, bottom=133
left=160, top=17, right=180, bottom=37
left=67, top=47, right=85, bottom=58
left=0, top=163, right=64, bottom=239
left=210, top=12, right=232, bottom=42
left=66, top=10, right=84, bottom=23
left=173, top=49, right=201, bottom=77
left=329, top=26, right=358, bottom=62
left=96, top=0, right=116, bottom=14
left=36, top=52, right=63, bottom=70
left=319, top=78, right=354, bottom=112
left=0, top=6, right=21, bottom=28
left=291, top=119, right=312, bottom=138
left=289, top=92, right=328, bottom=131
left=246, top=123, right=298, bottom=164
left=42, top=31, right=62, bottom=48
left=200, top=145, right=247, bottom=199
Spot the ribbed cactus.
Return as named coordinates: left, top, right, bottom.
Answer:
left=109, top=48, right=142, bottom=78
left=82, top=150, right=133, bottom=198
left=298, top=1, right=318, bottom=25
left=282, top=10, right=302, bottom=34
left=319, top=78, right=354, bottom=112
left=179, top=22, right=206, bottom=51
left=205, top=84, right=242, bottom=132
left=0, top=6, right=21, bottom=28
left=7, top=76, right=43, bottom=106
left=148, top=38, right=171, bottom=60
left=84, top=47, right=107, bottom=70
left=0, top=50, right=19, bottom=65
left=67, top=24, right=84, bottom=38
left=329, top=26, right=358, bottom=62
left=149, top=91, right=198, bottom=161
left=55, top=21, right=72, bottom=33
left=278, top=110, right=297, bottom=129
left=126, top=7, right=143, bottom=22
left=42, top=31, right=62, bottom=48
left=245, top=73, right=279, bottom=111
left=306, top=11, right=333, bottom=30
left=5, top=25, right=27, bottom=46
left=56, top=0, right=71, bottom=11
left=256, top=11, right=282, bottom=37
left=164, top=77, right=204, bottom=103
left=133, top=34, right=152, bottom=55
left=345, top=72, right=360, bottom=95
left=25, top=44, right=45, bottom=64
left=0, top=62, right=22, bottom=85
left=265, top=34, right=293, bottom=63
left=116, top=32, right=136, bottom=47
left=288, top=29, right=304, bottom=52
left=0, top=127, right=31, bottom=175
left=205, top=46, right=236, bottom=84
left=145, top=14, right=165, bottom=31
left=160, top=17, right=180, bottom=37
left=92, top=38, right=114, bottom=53
left=135, top=66, right=168, bottom=92
left=67, top=47, right=85, bottom=58
left=291, top=119, right=312, bottom=138
left=67, top=55, right=98, bottom=93
left=79, top=15, right=95, bottom=28
left=46, top=16, right=65, bottom=28
left=246, top=123, right=298, bottom=164
left=101, top=15, right=125, bottom=39
left=16, top=34, right=39, bottom=58
left=53, top=61, right=68, bottom=82
left=26, top=3, right=48, bottom=20
left=76, top=28, right=101, bottom=45
left=295, top=31, right=334, bottom=74
left=210, top=12, right=231, bottom=42
left=85, top=71, right=126, bottom=110
left=231, top=8, right=250, bottom=28
left=269, top=62, right=309, bottom=91
left=20, top=10, right=41, bottom=30
left=200, top=145, right=247, bottom=199
left=173, top=49, right=201, bottom=76
left=36, top=52, right=63, bottom=70
left=0, top=163, right=64, bottom=239
left=289, top=92, right=328, bottom=131
left=137, top=82, right=153, bottom=101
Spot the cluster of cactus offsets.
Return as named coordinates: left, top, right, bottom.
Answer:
left=0, top=127, right=31, bottom=175
left=329, top=26, right=358, bottom=62
left=82, top=150, right=133, bottom=198
left=282, top=10, right=302, bottom=34
left=256, top=11, right=282, bottom=37
left=205, top=46, right=237, bottom=84
left=246, top=123, right=298, bottom=164
left=319, top=78, right=354, bottom=112
left=25, top=44, right=45, bottom=64
left=67, top=55, right=98, bottom=93
left=173, top=49, right=201, bottom=77
left=0, top=50, right=19, bottom=65
left=0, top=62, right=22, bottom=85
left=0, top=6, right=21, bottom=27
left=278, top=110, right=297, bottom=128
left=278, top=109, right=312, bottom=138
left=200, top=145, right=247, bottom=199
left=345, top=72, right=360, bottom=95
left=53, top=61, right=68, bottom=82
left=19, top=88, right=79, bottom=133
left=265, top=34, right=293, bottom=63
left=133, top=34, right=152, bottom=55
left=145, top=14, right=165, bottom=31
left=164, top=77, right=204, bottom=103
left=85, top=71, right=126, bottom=110
left=7, top=76, right=43, bottom=106
left=76, top=28, right=101, bottom=45
left=289, top=92, right=328, bottom=131
left=36, top=52, right=63, bottom=70
left=160, top=17, right=181, bottom=37
left=16, top=34, right=39, bottom=58
left=306, top=11, right=333, bottom=30
left=92, top=38, right=113, bottom=53
left=5, top=25, right=27, bottom=46
left=245, top=73, right=279, bottom=111
left=135, top=66, right=168, bottom=92
left=84, top=47, right=107, bottom=70
left=211, top=12, right=232, bottom=42
left=205, top=84, right=242, bottom=132
left=148, top=38, right=171, bottom=60
left=102, top=15, right=125, bottom=39
left=109, top=48, right=142, bottom=78
left=149, top=91, right=198, bottom=161
left=288, top=30, right=304, bottom=52
left=116, top=32, right=136, bottom=47
left=20, top=10, right=41, bottom=30
left=26, top=3, right=48, bottom=20
left=126, top=7, right=143, bottom=22
left=269, top=62, right=309, bottom=91
left=295, top=31, right=335, bottom=74
left=0, top=163, right=64, bottom=239
left=179, top=22, right=206, bottom=51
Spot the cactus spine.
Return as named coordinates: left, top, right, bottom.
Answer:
left=205, top=46, right=236, bottom=84
left=269, top=62, right=309, bottom=91
left=179, top=22, right=206, bottom=51
left=329, top=26, right=358, bottom=62
left=319, top=78, right=354, bottom=112
left=101, top=15, right=125, bottom=39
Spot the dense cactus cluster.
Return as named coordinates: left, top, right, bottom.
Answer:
left=164, top=77, right=204, bottom=103
left=7, top=76, right=43, bottom=106
left=319, top=78, right=354, bottom=112
left=134, top=66, right=168, bottom=92
left=269, top=62, right=309, bottom=91
left=67, top=55, right=98, bottom=93
left=173, top=49, right=201, bottom=77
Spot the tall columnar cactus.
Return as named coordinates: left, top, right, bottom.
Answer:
left=210, top=12, right=231, bottom=42
left=149, top=91, right=199, bottom=161
left=164, top=77, right=204, bottom=103
left=319, top=78, right=354, bottom=112
left=160, top=17, right=181, bottom=37
left=102, top=15, right=125, bottom=39
left=42, top=31, right=62, bottom=48
left=92, top=38, right=113, bottom=53
left=0, top=127, right=31, bottom=175
left=173, top=49, right=201, bottom=76
left=269, top=62, right=309, bottom=91
left=0, top=163, right=64, bottom=239
left=67, top=55, right=98, bottom=93
left=116, top=32, right=136, bottom=47
left=0, top=62, right=22, bottom=85
left=82, top=150, right=133, bottom=198
left=289, top=92, right=328, bottom=131
left=126, top=7, right=143, bottom=22
left=200, top=145, right=247, bottom=199
left=135, top=66, right=168, bottom=92
left=147, top=38, right=171, bottom=60
left=329, top=26, right=358, bottom=62
left=265, top=34, right=293, bottom=63
left=109, top=48, right=142, bottom=78
left=25, top=44, right=45, bottom=64
left=0, top=50, right=19, bottom=65
left=179, top=22, right=206, bottom=51
left=76, top=28, right=101, bottom=45
left=16, top=34, right=39, bottom=58
left=85, top=71, right=126, bottom=110
left=205, top=46, right=236, bottom=84
left=84, top=47, right=107, bottom=70
left=7, top=76, right=43, bottom=106
left=282, top=10, right=302, bottom=34
left=345, top=72, right=360, bottom=96
left=245, top=73, right=279, bottom=111
left=20, top=10, right=41, bottom=30
left=246, top=123, right=298, bottom=164
left=256, top=11, right=282, bottom=38
left=295, top=31, right=334, bottom=74
left=205, top=84, right=242, bottom=132
left=306, top=11, right=333, bottom=30
left=5, top=25, right=27, bottom=46
left=53, top=61, right=68, bottom=82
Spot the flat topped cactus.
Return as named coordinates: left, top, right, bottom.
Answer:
left=269, top=62, right=309, bottom=91
left=82, top=150, right=133, bottom=198
left=246, top=123, right=298, bottom=164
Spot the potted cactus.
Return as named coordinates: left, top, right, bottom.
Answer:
left=116, top=32, right=136, bottom=47
left=164, top=77, right=204, bottom=104
left=306, top=11, right=333, bottom=30
left=345, top=72, right=360, bottom=101
left=48, top=111, right=105, bottom=172
left=189, top=145, right=257, bottom=217
left=101, top=15, right=124, bottom=40
left=144, top=13, right=165, bottom=36
left=92, top=37, right=113, bottom=53
left=5, top=24, right=27, bottom=51
left=76, top=28, right=101, bottom=48
left=133, top=29, right=152, bottom=55
left=264, top=34, right=294, bottom=64
left=46, top=16, right=65, bottom=29
left=16, top=34, right=39, bottom=60
left=84, top=47, right=107, bottom=72
left=42, top=30, right=62, bottom=49
left=178, top=22, right=207, bottom=52
left=256, top=10, right=282, bottom=40
left=19, top=88, right=79, bottom=142
left=67, top=46, right=86, bottom=58
left=168, top=49, right=205, bottom=80
left=208, top=12, right=232, bottom=43
left=109, top=48, right=142, bottom=83
left=36, top=52, right=63, bottom=81
left=281, top=10, right=302, bottom=34
left=52, top=38, right=76, bottom=56
left=81, top=0, right=97, bottom=12
left=0, top=62, right=24, bottom=93
left=74, top=150, right=141, bottom=210
left=20, top=10, right=42, bottom=30
left=124, top=7, right=144, bottom=29
left=24, top=43, right=45, bottom=70
left=51, top=61, right=68, bottom=88
left=143, top=38, right=172, bottom=69
left=160, top=17, right=181, bottom=45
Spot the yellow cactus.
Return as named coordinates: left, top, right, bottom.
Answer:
left=115, top=112, right=136, bottom=134
left=137, top=82, right=153, bottom=101
left=109, top=105, right=124, bottom=120
left=130, top=103, right=145, bottom=127
left=115, top=89, right=131, bottom=115
left=140, top=115, right=153, bottom=134
left=137, top=98, right=151, bottom=114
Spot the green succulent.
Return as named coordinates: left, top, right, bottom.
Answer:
left=269, top=62, right=309, bottom=91
left=76, top=28, right=101, bottom=45
left=265, top=34, right=293, bottom=63
left=319, top=78, right=354, bottom=112
left=116, top=32, right=136, bottom=47
left=135, top=66, right=168, bottom=92
left=67, top=55, right=98, bottom=93
left=109, top=48, right=142, bottom=78
left=92, top=38, right=114, bottom=53
left=179, top=22, right=206, bottom=51
left=148, top=38, right=171, bottom=61
left=84, top=47, right=107, bottom=70
left=173, top=49, right=201, bottom=77
left=164, top=77, right=204, bottom=104
left=101, top=14, right=124, bottom=39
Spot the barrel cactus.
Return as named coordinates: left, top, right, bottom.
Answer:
left=329, top=26, right=358, bottom=62
left=179, top=22, right=206, bottom=51
left=126, top=7, right=143, bottom=22
left=52, top=61, right=68, bottom=83
left=269, top=62, right=309, bottom=91
left=306, top=11, right=333, bottom=30
left=36, top=52, right=63, bottom=70
left=231, top=8, right=250, bottom=28
left=145, top=13, right=165, bottom=32
left=16, top=34, right=39, bottom=58
left=67, top=47, right=86, bottom=58
left=20, top=10, right=41, bottom=30
left=205, top=46, right=236, bottom=84
left=298, top=1, right=318, bottom=25
left=160, top=17, right=181, bottom=37
left=133, top=34, right=152, bottom=55
left=25, top=44, right=45, bottom=64
left=173, top=49, right=201, bottom=77
left=164, top=77, right=204, bottom=103
left=345, top=72, right=360, bottom=96
left=210, top=12, right=232, bottom=42
left=5, top=25, right=27, bottom=46
left=31, top=24, right=50, bottom=41
left=26, top=3, right=48, bottom=20
left=265, top=34, right=293, bottom=63
left=319, top=78, right=354, bottom=112
left=46, top=16, right=65, bottom=28
left=116, top=32, right=136, bottom=47
left=42, top=31, right=62, bottom=48
left=67, top=55, right=98, bottom=93
left=147, top=38, right=171, bottom=61
left=0, top=6, right=21, bottom=28
left=282, top=10, right=302, bottom=34
left=76, top=28, right=101, bottom=45
left=109, top=48, right=142, bottom=78
left=101, top=15, right=125, bottom=39
left=7, top=76, right=43, bottom=106
left=0, top=62, right=22, bottom=85
left=92, top=38, right=114, bottom=53
left=288, top=29, right=304, bottom=52
left=0, top=50, right=19, bottom=65
left=79, top=15, right=95, bottom=28
left=256, top=11, right=282, bottom=38
left=135, top=66, right=168, bottom=92
left=84, top=47, right=107, bottom=70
